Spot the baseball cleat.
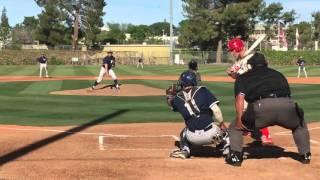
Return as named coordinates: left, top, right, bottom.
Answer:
left=170, top=149, right=190, bottom=159
left=225, top=151, right=243, bottom=167
left=89, top=86, right=95, bottom=91
left=300, top=152, right=311, bottom=164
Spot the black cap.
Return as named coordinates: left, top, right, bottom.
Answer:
left=248, top=53, right=268, bottom=68
left=188, top=59, right=198, bottom=71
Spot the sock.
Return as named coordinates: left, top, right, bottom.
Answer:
left=260, top=127, right=271, bottom=138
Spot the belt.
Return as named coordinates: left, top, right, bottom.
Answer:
left=258, top=93, right=289, bottom=100
left=188, top=124, right=213, bottom=133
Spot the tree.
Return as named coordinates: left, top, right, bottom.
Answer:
left=181, top=0, right=263, bottom=62
left=82, top=0, right=105, bottom=46
left=12, top=25, right=34, bottom=44
left=149, top=22, right=176, bottom=36
left=127, top=24, right=150, bottom=43
left=312, top=11, right=320, bottom=41
left=97, top=23, right=126, bottom=44
left=35, top=0, right=106, bottom=48
left=0, top=7, right=11, bottom=48
left=259, top=2, right=296, bottom=41
left=35, top=0, right=70, bottom=46
left=282, top=10, right=296, bottom=25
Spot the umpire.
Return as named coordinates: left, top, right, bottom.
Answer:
left=225, top=53, right=311, bottom=166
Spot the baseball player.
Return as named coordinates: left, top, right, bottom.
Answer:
left=137, top=58, right=144, bottom=69
left=227, top=38, right=273, bottom=144
left=90, top=50, right=120, bottom=90
left=38, top=53, right=49, bottom=78
left=188, top=60, right=201, bottom=85
left=166, top=70, right=229, bottom=159
left=296, top=56, right=308, bottom=78
left=225, top=53, right=311, bottom=166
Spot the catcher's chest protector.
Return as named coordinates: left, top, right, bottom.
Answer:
left=177, top=86, right=203, bottom=117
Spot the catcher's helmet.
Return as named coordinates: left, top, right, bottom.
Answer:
left=180, top=70, right=197, bottom=87
left=227, top=38, right=245, bottom=53
left=188, top=60, right=198, bottom=71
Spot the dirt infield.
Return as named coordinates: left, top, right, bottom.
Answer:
left=1, top=75, right=320, bottom=84
left=50, top=84, right=165, bottom=97
left=0, top=123, right=319, bottom=179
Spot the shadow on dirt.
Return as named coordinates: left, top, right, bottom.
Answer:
left=174, top=140, right=301, bottom=161
left=243, top=141, right=301, bottom=162
left=0, top=109, right=130, bottom=166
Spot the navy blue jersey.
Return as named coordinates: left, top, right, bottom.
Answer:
left=172, top=86, right=219, bottom=131
left=38, top=56, right=47, bottom=64
left=102, top=56, right=115, bottom=70
left=296, top=59, right=305, bottom=67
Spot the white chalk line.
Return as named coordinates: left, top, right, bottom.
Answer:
left=0, top=126, right=179, bottom=141
left=100, top=148, right=172, bottom=151
left=98, top=135, right=179, bottom=151
left=274, top=126, right=320, bottom=135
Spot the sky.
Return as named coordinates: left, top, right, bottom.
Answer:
left=0, top=0, right=319, bottom=27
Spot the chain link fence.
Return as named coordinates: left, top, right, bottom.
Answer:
left=173, top=50, right=232, bottom=64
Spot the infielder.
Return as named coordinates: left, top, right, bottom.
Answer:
left=90, top=50, right=120, bottom=90
left=188, top=60, right=201, bottom=85
left=137, top=58, right=144, bottom=69
left=227, top=38, right=273, bottom=144
left=296, top=56, right=308, bottom=78
left=38, top=53, right=49, bottom=78
left=166, top=71, right=229, bottom=159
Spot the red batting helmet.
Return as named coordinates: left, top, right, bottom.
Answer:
left=227, top=38, right=245, bottom=53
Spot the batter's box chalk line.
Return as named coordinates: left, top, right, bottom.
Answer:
left=98, top=134, right=179, bottom=151
left=274, top=127, right=320, bottom=135
left=274, top=126, right=320, bottom=146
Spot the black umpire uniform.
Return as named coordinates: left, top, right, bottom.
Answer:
left=225, top=53, right=311, bottom=166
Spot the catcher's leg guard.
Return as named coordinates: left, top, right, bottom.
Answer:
left=216, top=132, right=230, bottom=157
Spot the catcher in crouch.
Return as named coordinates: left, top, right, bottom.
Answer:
left=166, top=70, right=229, bottom=159
left=227, top=37, right=273, bottom=144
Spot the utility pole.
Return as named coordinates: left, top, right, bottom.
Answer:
left=169, top=0, right=174, bottom=65
left=72, top=9, right=80, bottom=50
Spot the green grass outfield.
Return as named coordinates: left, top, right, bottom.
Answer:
left=0, top=64, right=320, bottom=77
left=0, top=65, right=319, bottom=126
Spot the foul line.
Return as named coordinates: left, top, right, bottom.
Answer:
left=0, top=126, right=179, bottom=140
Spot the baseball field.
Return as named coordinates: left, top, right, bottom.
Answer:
left=0, top=64, right=320, bottom=179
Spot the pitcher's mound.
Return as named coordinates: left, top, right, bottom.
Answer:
left=50, top=84, right=165, bottom=97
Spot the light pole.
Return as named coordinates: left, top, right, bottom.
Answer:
left=169, top=0, right=174, bottom=65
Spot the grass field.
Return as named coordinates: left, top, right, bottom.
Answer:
left=0, top=65, right=319, bottom=126
left=0, top=64, right=320, bottom=76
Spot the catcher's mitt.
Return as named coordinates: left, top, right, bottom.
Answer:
left=166, top=84, right=178, bottom=107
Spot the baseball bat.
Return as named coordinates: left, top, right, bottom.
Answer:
left=243, top=34, right=266, bottom=56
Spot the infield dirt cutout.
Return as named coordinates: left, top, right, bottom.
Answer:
left=50, top=84, right=165, bottom=97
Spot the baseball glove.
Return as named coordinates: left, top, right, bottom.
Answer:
left=166, top=84, right=178, bottom=107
